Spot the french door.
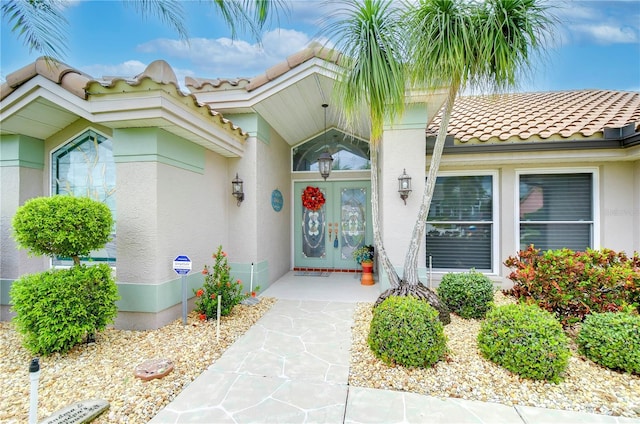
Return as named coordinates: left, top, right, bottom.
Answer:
left=294, top=181, right=372, bottom=270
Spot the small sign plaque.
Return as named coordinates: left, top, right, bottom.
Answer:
left=271, top=189, right=283, bottom=212
left=40, top=399, right=109, bottom=424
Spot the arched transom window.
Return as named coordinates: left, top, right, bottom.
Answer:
left=292, top=129, right=370, bottom=172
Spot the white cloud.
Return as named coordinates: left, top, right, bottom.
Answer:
left=556, top=0, right=640, bottom=45
left=135, top=27, right=317, bottom=78
left=571, top=24, right=638, bottom=44
left=80, top=60, right=148, bottom=79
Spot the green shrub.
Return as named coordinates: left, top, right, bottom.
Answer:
left=477, top=303, right=570, bottom=383
left=577, top=312, right=640, bottom=374
left=505, top=245, right=640, bottom=326
left=437, top=270, right=494, bottom=319
left=368, top=296, right=448, bottom=368
left=10, top=264, right=119, bottom=355
left=195, top=246, right=248, bottom=319
left=12, top=195, right=113, bottom=265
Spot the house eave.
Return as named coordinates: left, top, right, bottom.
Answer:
left=1, top=76, right=247, bottom=157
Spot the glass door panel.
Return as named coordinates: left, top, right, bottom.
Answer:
left=294, top=181, right=371, bottom=270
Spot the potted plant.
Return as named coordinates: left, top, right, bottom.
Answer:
left=352, top=245, right=374, bottom=285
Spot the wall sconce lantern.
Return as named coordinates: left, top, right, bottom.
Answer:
left=398, top=168, right=412, bottom=205
left=317, top=103, right=333, bottom=181
left=232, top=173, right=244, bottom=206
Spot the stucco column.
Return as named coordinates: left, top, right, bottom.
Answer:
left=379, top=103, right=429, bottom=284
left=0, top=135, right=47, bottom=319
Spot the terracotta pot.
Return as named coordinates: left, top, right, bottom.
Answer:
left=361, top=262, right=374, bottom=285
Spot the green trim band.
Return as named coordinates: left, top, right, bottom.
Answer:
left=0, top=135, right=44, bottom=169
left=1, top=261, right=269, bottom=314
left=113, top=128, right=205, bottom=173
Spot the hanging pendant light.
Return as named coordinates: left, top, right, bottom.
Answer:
left=317, top=103, right=333, bottom=180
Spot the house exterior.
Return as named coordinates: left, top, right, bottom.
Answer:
left=1, top=45, right=638, bottom=329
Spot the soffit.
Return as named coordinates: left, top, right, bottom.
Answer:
left=189, top=49, right=371, bottom=147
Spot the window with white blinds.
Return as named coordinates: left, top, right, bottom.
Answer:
left=426, top=175, right=493, bottom=271
left=519, top=172, right=593, bottom=251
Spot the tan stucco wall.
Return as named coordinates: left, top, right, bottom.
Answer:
left=599, top=162, right=638, bottom=253
left=0, top=165, right=49, bottom=320
left=255, top=128, right=292, bottom=284
left=0, top=166, right=48, bottom=279
left=635, top=160, right=640, bottom=250
left=226, top=115, right=292, bottom=289
left=379, top=103, right=430, bottom=288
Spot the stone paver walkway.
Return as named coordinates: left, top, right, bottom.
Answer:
left=150, top=300, right=354, bottom=423
left=151, top=272, right=640, bottom=423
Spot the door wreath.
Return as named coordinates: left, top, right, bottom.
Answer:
left=302, top=186, right=325, bottom=211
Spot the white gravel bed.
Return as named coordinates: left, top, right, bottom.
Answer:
left=0, top=297, right=276, bottom=424
left=349, top=292, right=640, bottom=418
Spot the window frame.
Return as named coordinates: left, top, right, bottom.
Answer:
left=514, top=167, right=600, bottom=253
left=49, top=128, right=116, bottom=268
left=426, top=170, right=499, bottom=274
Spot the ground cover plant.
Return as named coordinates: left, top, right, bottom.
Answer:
left=505, top=245, right=640, bottom=326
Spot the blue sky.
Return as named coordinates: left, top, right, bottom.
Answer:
left=1, top=0, right=639, bottom=93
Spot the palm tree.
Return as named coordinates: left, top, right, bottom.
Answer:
left=1, top=0, right=285, bottom=61
left=398, top=0, right=556, bottom=287
left=324, top=0, right=555, bottom=322
left=322, top=0, right=407, bottom=289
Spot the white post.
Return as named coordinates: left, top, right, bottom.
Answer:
left=216, top=295, right=221, bottom=343
left=429, top=255, right=433, bottom=289
left=181, top=274, right=187, bottom=325
left=29, top=358, right=40, bottom=424
left=250, top=262, right=254, bottom=294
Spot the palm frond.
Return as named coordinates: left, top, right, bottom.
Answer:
left=322, top=0, right=407, bottom=140
left=211, top=0, right=289, bottom=42
left=407, top=0, right=557, bottom=93
left=479, top=0, right=557, bottom=92
left=125, top=0, right=189, bottom=41
left=1, top=0, right=68, bottom=58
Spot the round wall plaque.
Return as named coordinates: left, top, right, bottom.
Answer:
left=271, top=189, right=283, bottom=212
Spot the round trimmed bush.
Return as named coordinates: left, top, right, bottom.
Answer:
left=477, top=303, right=570, bottom=382
left=368, top=296, right=448, bottom=368
left=437, top=271, right=494, bottom=319
left=12, top=195, right=113, bottom=264
left=577, top=312, right=640, bottom=374
left=10, top=264, right=119, bottom=355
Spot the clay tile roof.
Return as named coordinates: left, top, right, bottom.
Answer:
left=1, top=57, right=92, bottom=100
left=184, top=42, right=343, bottom=95
left=427, top=90, right=640, bottom=143
left=1, top=58, right=247, bottom=139
left=248, top=42, right=343, bottom=92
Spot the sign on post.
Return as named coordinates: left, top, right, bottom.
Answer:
left=173, top=255, right=192, bottom=274
left=173, top=255, right=192, bottom=325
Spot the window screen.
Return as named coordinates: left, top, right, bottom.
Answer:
left=519, top=173, right=593, bottom=251
left=426, top=175, right=493, bottom=271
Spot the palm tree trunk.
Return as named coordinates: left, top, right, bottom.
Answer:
left=370, top=137, right=402, bottom=288
left=402, top=84, right=458, bottom=285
